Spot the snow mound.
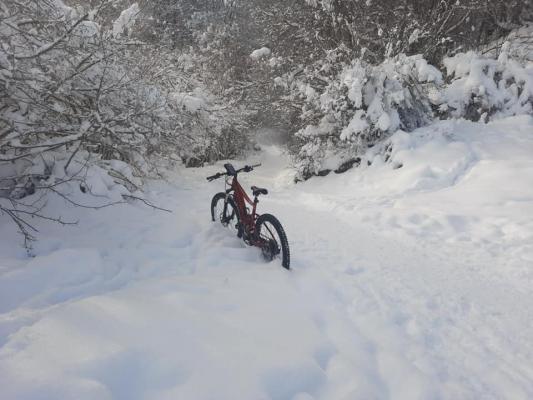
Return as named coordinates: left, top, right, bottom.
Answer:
left=250, top=47, right=271, bottom=60
left=298, top=115, right=533, bottom=268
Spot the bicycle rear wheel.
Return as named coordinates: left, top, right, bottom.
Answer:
left=255, top=213, right=290, bottom=269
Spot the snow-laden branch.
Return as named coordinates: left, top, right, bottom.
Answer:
left=13, top=13, right=89, bottom=60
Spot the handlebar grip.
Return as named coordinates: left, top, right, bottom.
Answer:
left=206, top=173, right=221, bottom=181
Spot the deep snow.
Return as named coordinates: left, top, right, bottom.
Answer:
left=1, top=116, right=533, bottom=399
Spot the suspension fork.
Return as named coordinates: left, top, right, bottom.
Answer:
left=221, top=188, right=234, bottom=224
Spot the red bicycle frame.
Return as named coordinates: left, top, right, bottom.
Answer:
left=226, top=175, right=260, bottom=241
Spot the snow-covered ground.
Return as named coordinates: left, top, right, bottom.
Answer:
left=1, top=116, right=533, bottom=399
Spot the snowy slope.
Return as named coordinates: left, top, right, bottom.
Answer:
left=1, top=116, right=533, bottom=399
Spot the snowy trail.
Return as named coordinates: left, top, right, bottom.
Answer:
left=258, top=143, right=533, bottom=398
left=274, top=204, right=533, bottom=399
left=2, top=138, right=533, bottom=399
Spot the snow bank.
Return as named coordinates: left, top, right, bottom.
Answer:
left=1, top=148, right=141, bottom=206
left=297, top=115, right=533, bottom=268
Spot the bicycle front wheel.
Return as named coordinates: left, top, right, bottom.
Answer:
left=255, top=213, right=290, bottom=269
left=211, top=193, right=241, bottom=237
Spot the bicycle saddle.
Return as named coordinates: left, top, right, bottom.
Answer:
left=251, top=186, right=268, bottom=196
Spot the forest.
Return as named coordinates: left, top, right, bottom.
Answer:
left=1, top=0, right=532, bottom=242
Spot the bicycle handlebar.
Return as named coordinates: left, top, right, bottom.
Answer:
left=206, top=163, right=261, bottom=182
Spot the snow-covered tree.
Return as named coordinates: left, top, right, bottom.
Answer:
left=304, top=0, right=533, bottom=64
left=0, top=0, right=188, bottom=243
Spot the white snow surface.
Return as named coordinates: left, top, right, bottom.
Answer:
left=442, top=51, right=533, bottom=118
left=1, top=117, right=533, bottom=399
left=112, top=3, right=140, bottom=38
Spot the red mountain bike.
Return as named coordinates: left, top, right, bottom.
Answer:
left=207, top=163, right=290, bottom=269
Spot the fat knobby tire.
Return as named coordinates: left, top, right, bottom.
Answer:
left=211, top=193, right=242, bottom=237
left=256, top=213, right=290, bottom=270
left=210, top=192, right=226, bottom=222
